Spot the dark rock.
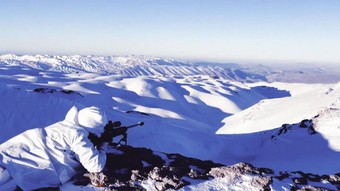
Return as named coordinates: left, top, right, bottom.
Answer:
left=147, top=166, right=191, bottom=190
left=70, top=145, right=340, bottom=191
left=291, top=171, right=309, bottom=185
left=209, top=163, right=274, bottom=191
left=321, top=174, right=330, bottom=181
left=147, top=165, right=190, bottom=189
left=298, top=119, right=318, bottom=135
left=272, top=119, right=318, bottom=141
left=306, top=173, right=322, bottom=182
left=126, top=111, right=150, bottom=116
left=279, top=124, right=290, bottom=135
left=83, top=172, right=108, bottom=187
left=104, top=146, right=165, bottom=182
left=148, top=166, right=162, bottom=180
left=209, top=162, right=266, bottom=178
left=272, top=124, right=292, bottom=139
left=154, top=177, right=190, bottom=191
left=300, top=119, right=312, bottom=128
left=250, top=176, right=273, bottom=191
left=328, top=173, right=340, bottom=185
left=293, top=177, right=308, bottom=185
left=188, top=168, right=209, bottom=180
left=34, top=88, right=56, bottom=93
left=275, top=171, right=290, bottom=181
left=307, top=124, right=317, bottom=135
left=33, top=87, right=83, bottom=97
left=166, top=153, right=222, bottom=176
left=130, top=170, right=147, bottom=181
left=85, top=146, right=215, bottom=190
left=297, top=185, right=333, bottom=191
left=258, top=167, right=275, bottom=175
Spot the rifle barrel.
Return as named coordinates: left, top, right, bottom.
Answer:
left=125, top=122, right=144, bottom=129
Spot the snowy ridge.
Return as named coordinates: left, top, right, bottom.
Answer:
left=215, top=82, right=340, bottom=174
left=2, top=54, right=340, bottom=83
left=217, top=82, right=340, bottom=134
left=0, top=54, right=261, bottom=82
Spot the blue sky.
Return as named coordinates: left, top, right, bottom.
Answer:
left=0, top=0, right=339, bottom=65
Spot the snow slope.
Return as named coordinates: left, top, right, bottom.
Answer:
left=216, top=82, right=340, bottom=174
left=1, top=54, right=340, bottom=190
left=253, top=107, right=340, bottom=174
left=0, top=63, right=272, bottom=161
left=217, top=82, right=340, bottom=134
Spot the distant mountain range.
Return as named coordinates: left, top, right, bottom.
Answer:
left=1, top=54, right=339, bottom=83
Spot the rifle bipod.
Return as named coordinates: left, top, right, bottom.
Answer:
left=112, top=132, right=128, bottom=148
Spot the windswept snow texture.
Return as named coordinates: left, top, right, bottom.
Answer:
left=1, top=54, right=340, bottom=190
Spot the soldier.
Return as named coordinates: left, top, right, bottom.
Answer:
left=0, top=106, right=109, bottom=191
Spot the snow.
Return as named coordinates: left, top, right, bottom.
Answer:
left=177, top=175, right=256, bottom=191
left=217, top=82, right=340, bottom=134
left=1, top=54, right=340, bottom=190
left=314, top=107, right=340, bottom=151
left=0, top=62, right=268, bottom=163
left=139, top=175, right=259, bottom=191
left=0, top=54, right=255, bottom=80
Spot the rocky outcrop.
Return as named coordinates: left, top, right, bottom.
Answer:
left=33, top=87, right=83, bottom=97
left=209, top=163, right=273, bottom=191
left=271, top=119, right=317, bottom=140
left=102, top=146, right=222, bottom=190
left=71, top=145, right=340, bottom=191
left=275, top=171, right=340, bottom=190
left=72, top=146, right=277, bottom=190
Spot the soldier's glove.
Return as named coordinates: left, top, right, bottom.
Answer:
left=98, top=142, right=110, bottom=152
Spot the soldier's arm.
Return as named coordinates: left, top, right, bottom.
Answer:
left=70, top=130, right=106, bottom=173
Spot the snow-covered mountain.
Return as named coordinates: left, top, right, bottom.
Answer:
left=2, top=54, right=340, bottom=83
left=1, top=54, right=340, bottom=190
left=0, top=54, right=263, bottom=82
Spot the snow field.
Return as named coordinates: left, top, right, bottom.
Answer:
left=1, top=60, right=340, bottom=180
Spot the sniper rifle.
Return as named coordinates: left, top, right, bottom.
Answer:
left=88, top=121, right=144, bottom=148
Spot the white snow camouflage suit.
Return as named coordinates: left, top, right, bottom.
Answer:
left=0, top=106, right=107, bottom=191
